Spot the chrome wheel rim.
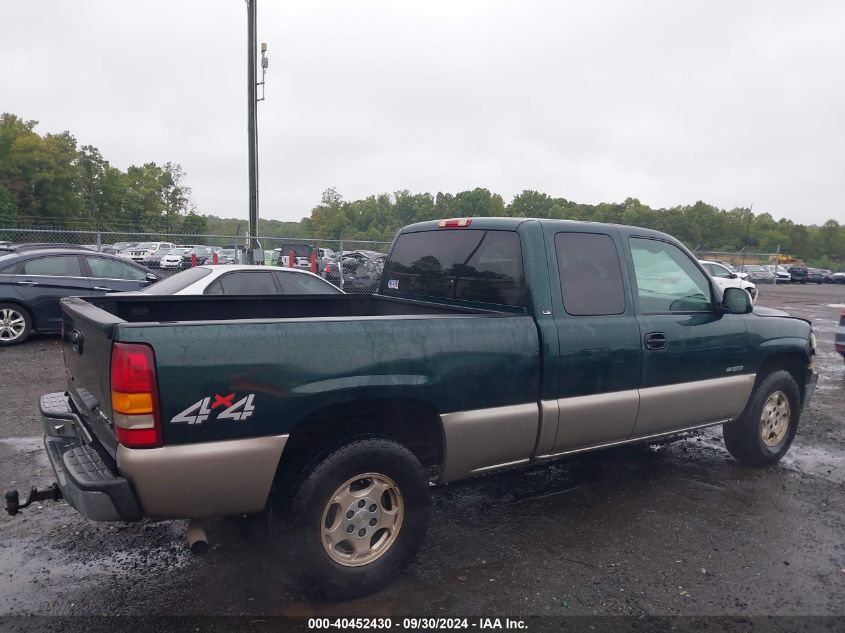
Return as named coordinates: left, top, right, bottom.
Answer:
left=760, top=390, right=790, bottom=447
left=0, top=308, right=26, bottom=342
left=320, top=472, right=404, bottom=567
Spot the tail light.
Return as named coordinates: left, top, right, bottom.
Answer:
left=324, top=265, right=331, bottom=273
left=438, top=218, right=472, bottom=228
left=110, top=342, right=161, bottom=448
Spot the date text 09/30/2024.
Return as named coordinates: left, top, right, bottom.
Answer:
left=307, top=618, right=528, bottom=630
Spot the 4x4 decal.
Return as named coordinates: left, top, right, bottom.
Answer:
left=171, top=393, right=256, bottom=425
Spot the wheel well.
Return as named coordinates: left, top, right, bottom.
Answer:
left=276, top=398, right=444, bottom=483
left=757, top=352, right=808, bottom=399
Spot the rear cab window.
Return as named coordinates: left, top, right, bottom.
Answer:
left=380, top=229, right=527, bottom=308
left=555, top=232, right=625, bottom=316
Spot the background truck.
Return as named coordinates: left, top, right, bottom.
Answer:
left=11, top=218, right=817, bottom=597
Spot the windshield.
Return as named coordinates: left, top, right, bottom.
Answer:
left=152, top=248, right=171, bottom=256
left=140, top=267, right=212, bottom=294
left=135, top=242, right=157, bottom=249
left=221, top=249, right=236, bottom=257
left=743, top=265, right=764, bottom=272
left=168, top=248, right=189, bottom=256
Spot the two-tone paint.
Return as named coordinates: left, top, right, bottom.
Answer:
left=57, top=218, right=816, bottom=520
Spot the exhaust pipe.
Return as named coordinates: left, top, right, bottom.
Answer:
left=187, top=520, right=208, bottom=554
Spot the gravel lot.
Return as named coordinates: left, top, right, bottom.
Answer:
left=1, top=284, right=843, bottom=626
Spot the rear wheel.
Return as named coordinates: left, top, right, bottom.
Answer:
left=283, top=437, right=430, bottom=598
left=0, top=303, right=32, bottom=346
left=723, top=370, right=800, bottom=466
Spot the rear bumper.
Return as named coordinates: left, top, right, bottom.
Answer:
left=40, top=393, right=142, bottom=522
left=41, top=392, right=290, bottom=522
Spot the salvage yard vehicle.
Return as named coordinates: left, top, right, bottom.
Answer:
left=122, top=241, right=175, bottom=263
left=7, top=218, right=818, bottom=598
left=120, top=264, right=343, bottom=296
left=0, top=247, right=159, bottom=345
left=699, top=259, right=758, bottom=302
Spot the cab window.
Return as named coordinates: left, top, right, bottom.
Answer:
left=629, top=238, right=712, bottom=313
left=205, top=271, right=278, bottom=295
left=555, top=232, right=625, bottom=316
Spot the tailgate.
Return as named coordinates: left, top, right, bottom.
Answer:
left=60, top=296, right=123, bottom=458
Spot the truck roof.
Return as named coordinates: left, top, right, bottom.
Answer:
left=400, top=217, right=677, bottom=242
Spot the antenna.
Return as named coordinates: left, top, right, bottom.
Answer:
left=258, top=42, right=269, bottom=102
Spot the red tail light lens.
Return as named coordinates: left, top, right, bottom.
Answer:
left=111, top=342, right=161, bottom=448
left=437, top=218, right=472, bottom=228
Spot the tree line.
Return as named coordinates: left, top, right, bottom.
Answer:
left=1, top=113, right=842, bottom=267
left=0, top=113, right=207, bottom=237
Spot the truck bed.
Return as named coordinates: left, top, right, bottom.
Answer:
left=60, top=294, right=540, bottom=458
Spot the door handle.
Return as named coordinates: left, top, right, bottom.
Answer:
left=93, top=286, right=113, bottom=292
left=644, top=332, right=668, bottom=350
left=15, top=280, right=38, bottom=286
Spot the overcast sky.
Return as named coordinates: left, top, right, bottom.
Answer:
left=3, top=1, right=844, bottom=225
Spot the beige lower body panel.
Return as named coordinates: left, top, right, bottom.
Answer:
left=634, top=374, right=755, bottom=436
left=439, top=403, right=539, bottom=483
left=552, top=389, right=639, bottom=452
left=117, top=434, right=288, bottom=520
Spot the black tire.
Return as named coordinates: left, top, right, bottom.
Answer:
left=0, top=302, right=33, bottom=346
left=722, top=370, right=801, bottom=466
left=283, top=437, right=430, bottom=599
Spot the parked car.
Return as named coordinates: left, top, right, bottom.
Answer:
left=763, top=265, right=791, bottom=283
left=124, top=264, right=343, bottom=296
left=0, top=242, right=92, bottom=253
left=0, top=248, right=159, bottom=345
left=17, top=218, right=818, bottom=598
left=173, top=246, right=213, bottom=269
left=820, top=269, right=834, bottom=283
left=102, top=242, right=136, bottom=255
left=830, top=272, right=845, bottom=284
left=122, top=241, right=175, bottom=263
left=787, top=265, right=808, bottom=283
left=806, top=268, right=825, bottom=284
left=836, top=308, right=845, bottom=364
left=199, top=248, right=237, bottom=265
left=142, top=247, right=174, bottom=269
left=274, top=243, right=316, bottom=269
left=159, top=247, right=191, bottom=270
left=738, top=265, right=776, bottom=284
left=699, top=260, right=758, bottom=302
left=324, top=251, right=386, bottom=290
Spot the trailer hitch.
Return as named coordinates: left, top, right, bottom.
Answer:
left=5, top=484, right=63, bottom=516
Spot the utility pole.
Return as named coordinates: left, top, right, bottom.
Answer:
left=246, top=0, right=259, bottom=264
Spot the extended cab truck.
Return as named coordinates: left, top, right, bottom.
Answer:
left=12, top=218, right=817, bottom=598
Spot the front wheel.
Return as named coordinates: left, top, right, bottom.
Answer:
left=284, top=437, right=430, bottom=598
left=723, top=370, right=801, bottom=466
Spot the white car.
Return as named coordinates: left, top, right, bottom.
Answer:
left=699, top=260, right=757, bottom=302
left=126, top=264, right=343, bottom=296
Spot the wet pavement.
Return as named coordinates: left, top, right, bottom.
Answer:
left=1, top=284, right=843, bottom=624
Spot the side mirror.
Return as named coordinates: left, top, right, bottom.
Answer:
left=145, top=273, right=159, bottom=282
left=729, top=273, right=738, bottom=279
left=721, top=287, right=753, bottom=314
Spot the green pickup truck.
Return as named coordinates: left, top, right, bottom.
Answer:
left=10, top=218, right=817, bottom=597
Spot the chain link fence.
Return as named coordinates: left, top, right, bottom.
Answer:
left=0, top=227, right=393, bottom=294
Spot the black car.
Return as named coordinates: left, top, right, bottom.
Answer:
left=0, top=248, right=160, bottom=345
left=788, top=265, right=808, bottom=283
left=806, top=268, right=825, bottom=284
